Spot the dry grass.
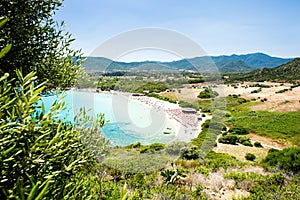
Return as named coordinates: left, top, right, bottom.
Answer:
left=160, top=88, right=203, bottom=103
left=186, top=171, right=249, bottom=200
left=213, top=142, right=269, bottom=162
left=162, top=82, right=300, bottom=112
left=213, top=132, right=293, bottom=162
left=215, top=82, right=300, bottom=112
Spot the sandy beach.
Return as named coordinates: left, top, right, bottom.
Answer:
left=124, top=92, right=211, bottom=142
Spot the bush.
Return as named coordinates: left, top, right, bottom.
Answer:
left=165, top=141, right=188, bottom=156
left=0, top=71, right=103, bottom=199
left=254, top=142, right=263, bottom=148
left=140, top=143, right=166, bottom=153
left=218, top=135, right=239, bottom=145
left=198, top=88, right=219, bottom=98
left=251, top=88, right=262, bottom=93
left=228, top=127, right=250, bottom=135
left=126, top=142, right=142, bottom=149
left=238, top=136, right=251, bottom=143
left=262, top=147, right=300, bottom=174
left=275, top=88, right=289, bottom=94
left=205, top=152, right=243, bottom=170
left=241, top=140, right=253, bottom=147
left=180, top=145, right=200, bottom=160
left=245, top=153, right=256, bottom=161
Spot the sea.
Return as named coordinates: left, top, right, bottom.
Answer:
left=42, top=90, right=177, bottom=146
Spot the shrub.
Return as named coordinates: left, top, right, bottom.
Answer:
left=140, top=143, right=166, bottom=153
left=218, top=135, right=239, bottom=145
left=205, top=152, right=243, bottom=170
left=251, top=88, right=262, bottom=93
left=238, top=136, right=251, bottom=143
left=254, top=142, right=263, bottom=148
left=228, top=127, right=250, bottom=135
left=195, top=166, right=210, bottom=176
left=198, top=88, right=219, bottom=98
left=202, top=120, right=211, bottom=128
left=165, top=141, right=188, bottom=156
left=223, top=171, right=285, bottom=193
left=126, top=142, right=142, bottom=149
left=222, top=132, right=228, bottom=136
left=245, top=153, right=256, bottom=161
left=0, top=71, right=103, bottom=199
left=180, top=145, right=200, bottom=160
left=275, top=88, right=289, bottom=94
left=241, top=140, right=253, bottom=147
left=262, top=147, right=300, bottom=174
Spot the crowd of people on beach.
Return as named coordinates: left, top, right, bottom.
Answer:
left=166, top=109, right=199, bottom=128
left=130, top=95, right=201, bottom=136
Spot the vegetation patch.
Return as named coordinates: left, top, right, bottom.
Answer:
left=262, top=147, right=300, bottom=174
left=224, top=171, right=300, bottom=199
left=198, top=88, right=219, bottom=98
left=204, top=152, right=243, bottom=171
left=275, top=88, right=289, bottom=94
left=245, top=153, right=256, bottom=161
left=226, top=110, right=300, bottom=145
left=250, top=88, right=262, bottom=93
left=249, top=83, right=271, bottom=88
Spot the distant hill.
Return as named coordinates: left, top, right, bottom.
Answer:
left=211, top=53, right=292, bottom=69
left=228, top=58, right=300, bottom=82
left=82, top=53, right=292, bottom=73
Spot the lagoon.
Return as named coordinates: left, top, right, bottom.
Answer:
left=42, top=90, right=179, bottom=146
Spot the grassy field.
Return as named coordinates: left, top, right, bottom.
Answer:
left=159, top=88, right=300, bottom=146
left=226, top=110, right=300, bottom=146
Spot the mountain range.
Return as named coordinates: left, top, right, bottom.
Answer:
left=82, top=53, right=292, bottom=73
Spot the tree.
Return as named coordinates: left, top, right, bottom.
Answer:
left=0, top=0, right=82, bottom=89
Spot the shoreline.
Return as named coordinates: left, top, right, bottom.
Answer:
left=74, top=88, right=211, bottom=143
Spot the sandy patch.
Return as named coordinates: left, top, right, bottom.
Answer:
left=213, top=142, right=269, bottom=162
left=160, top=87, right=203, bottom=103
left=128, top=94, right=211, bottom=143
left=213, top=82, right=300, bottom=112
left=248, top=133, right=293, bottom=149
left=213, top=132, right=293, bottom=162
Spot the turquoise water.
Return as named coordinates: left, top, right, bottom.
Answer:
left=42, top=91, right=177, bottom=146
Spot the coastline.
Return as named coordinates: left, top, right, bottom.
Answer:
left=74, top=88, right=211, bottom=143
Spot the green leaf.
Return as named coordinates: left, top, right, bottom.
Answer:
left=0, top=16, right=8, bottom=27
left=0, top=44, right=12, bottom=59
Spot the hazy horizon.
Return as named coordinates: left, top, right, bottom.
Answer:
left=55, top=0, right=300, bottom=61
left=85, top=51, right=294, bottom=63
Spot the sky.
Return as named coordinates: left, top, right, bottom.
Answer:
left=55, top=0, right=300, bottom=61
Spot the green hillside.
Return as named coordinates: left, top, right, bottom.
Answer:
left=228, top=58, right=300, bottom=82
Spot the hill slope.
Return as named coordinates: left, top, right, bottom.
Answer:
left=228, top=58, right=300, bottom=82
left=211, top=52, right=292, bottom=69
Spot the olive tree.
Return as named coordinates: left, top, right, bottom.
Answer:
left=0, top=0, right=82, bottom=89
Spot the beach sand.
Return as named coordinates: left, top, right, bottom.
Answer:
left=125, top=93, right=211, bottom=143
